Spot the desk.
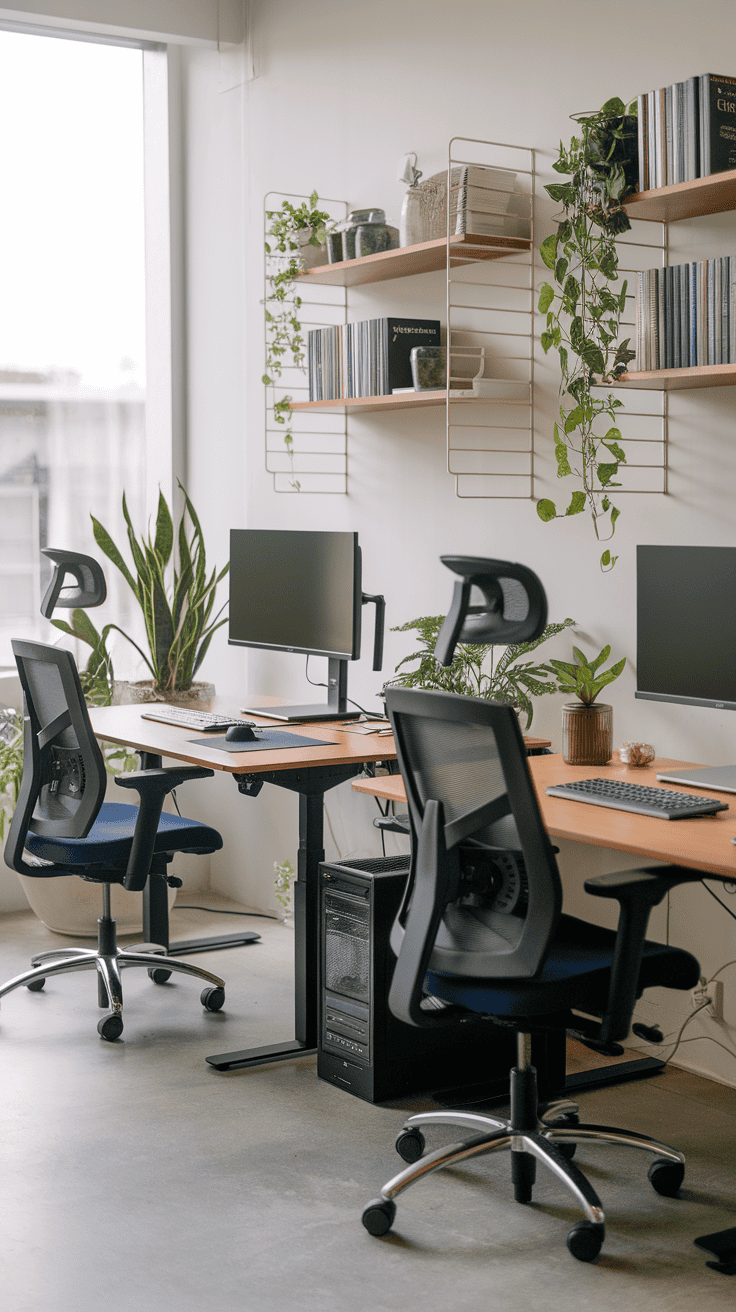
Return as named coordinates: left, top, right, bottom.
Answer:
left=89, top=697, right=398, bottom=1072
left=352, top=752, right=736, bottom=880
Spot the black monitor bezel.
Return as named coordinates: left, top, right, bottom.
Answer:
left=227, top=528, right=363, bottom=662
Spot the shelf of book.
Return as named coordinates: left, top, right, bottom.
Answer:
left=295, top=232, right=532, bottom=287
left=623, top=168, right=736, bottom=224
left=615, top=363, right=736, bottom=391
left=289, top=389, right=497, bottom=415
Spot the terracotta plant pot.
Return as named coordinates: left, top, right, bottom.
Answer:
left=561, top=701, right=613, bottom=766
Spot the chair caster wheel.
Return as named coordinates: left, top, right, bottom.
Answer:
left=97, top=1012, right=123, bottom=1041
left=201, top=986, right=225, bottom=1012
left=26, top=976, right=46, bottom=992
left=566, top=1220, right=604, bottom=1263
left=148, top=967, right=172, bottom=984
left=395, top=1128, right=425, bottom=1164
left=648, top=1158, right=684, bottom=1196
left=362, top=1198, right=396, bottom=1236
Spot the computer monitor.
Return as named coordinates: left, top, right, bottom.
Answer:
left=637, top=544, right=736, bottom=792
left=229, top=529, right=384, bottom=722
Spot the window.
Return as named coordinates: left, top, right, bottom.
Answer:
left=0, top=29, right=153, bottom=664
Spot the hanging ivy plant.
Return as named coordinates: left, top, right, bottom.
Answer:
left=263, top=192, right=333, bottom=491
left=537, top=97, right=638, bottom=570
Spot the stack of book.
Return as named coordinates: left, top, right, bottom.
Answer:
left=636, top=259, right=733, bottom=371
left=637, top=73, right=736, bottom=191
left=308, top=317, right=441, bottom=401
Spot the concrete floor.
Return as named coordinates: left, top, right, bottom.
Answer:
left=1, top=897, right=735, bottom=1312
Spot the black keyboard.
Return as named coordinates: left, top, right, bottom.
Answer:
left=545, top=777, right=729, bottom=820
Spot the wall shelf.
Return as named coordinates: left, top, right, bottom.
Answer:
left=290, top=383, right=531, bottom=415
left=623, top=168, right=736, bottom=224
left=616, top=363, right=736, bottom=391
left=295, top=233, right=532, bottom=287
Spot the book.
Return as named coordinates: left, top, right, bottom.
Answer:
left=308, top=318, right=441, bottom=401
left=699, top=74, right=736, bottom=175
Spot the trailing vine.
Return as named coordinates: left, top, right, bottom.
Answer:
left=537, top=97, right=638, bottom=570
left=263, top=193, right=332, bottom=491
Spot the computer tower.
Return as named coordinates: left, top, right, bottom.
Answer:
left=318, top=855, right=564, bottom=1104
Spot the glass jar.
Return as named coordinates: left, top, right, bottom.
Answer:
left=411, top=345, right=446, bottom=390
left=561, top=702, right=613, bottom=766
left=339, top=209, right=389, bottom=261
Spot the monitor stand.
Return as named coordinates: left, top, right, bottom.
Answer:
left=656, top=765, right=736, bottom=795
left=241, top=658, right=361, bottom=723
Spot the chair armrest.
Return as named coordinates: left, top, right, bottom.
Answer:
left=114, top=766, right=214, bottom=794
left=583, top=864, right=702, bottom=1046
left=114, top=766, right=214, bottom=891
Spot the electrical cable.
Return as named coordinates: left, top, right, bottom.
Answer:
left=701, top=879, right=736, bottom=923
left=304, top=657, right=386, bottom=720
left=176, top=905, right=280, bottom=921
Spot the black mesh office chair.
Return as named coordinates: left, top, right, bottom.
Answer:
left=361, top=561, right=703, bottom=1263
left=0, top=639, right=227, bottom=1041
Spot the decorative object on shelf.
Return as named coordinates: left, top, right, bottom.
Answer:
left=550, top=643, right=626, bottom=765
left=410, top=345, right=445, bottom=390
left=619, top=741, right=656, bottom=766
left=263, top=191, right=334, bottom=488
left=637, top=74, right=736, bottom=191
left=294, top=225, right=328, bottom=270
left=400, top=165, right=529, bottom=246
left=309, top=316, right=440, bottom=401
left=386, top=614, right=576, bottom=729
left=91, top=484, right=228, bottom=699
left=334, top=209, right=399, bottom=261
left=537, top=97, right=638, bottom=571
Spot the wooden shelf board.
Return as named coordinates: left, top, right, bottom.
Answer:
left=614, top=363, right=736, bottom=391
left=290, top=391, right=450, bottom=414
left=623, top=169, right=736, bottom=223
left=296, top=233, right=531, bottom=286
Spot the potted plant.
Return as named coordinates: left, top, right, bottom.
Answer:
left=386, top=614, right=576, bottom=729
left=263, top=192, right=334, bottom=490
left=537, top=97, right=638, bottom=571
left=90, top=483, right=228, bottom=703
left=549, top=644, right=626, bottom=764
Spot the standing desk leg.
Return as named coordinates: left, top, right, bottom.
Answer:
left=137, top=751, right=261, bottom=958
left=206, top=763, right=361, bottom=1072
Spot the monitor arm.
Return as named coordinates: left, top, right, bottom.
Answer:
left=361, top=593, right=385, bottom=671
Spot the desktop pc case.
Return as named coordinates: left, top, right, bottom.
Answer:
left=318, top=855, right=564, bottom=1104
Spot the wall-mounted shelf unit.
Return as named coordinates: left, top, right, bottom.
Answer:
left=614, top=363, right=736, bottom=391
left=265, top=139, right=535, bottom=497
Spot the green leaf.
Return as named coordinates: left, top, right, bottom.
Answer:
left=153, top=491, right=174, bottom=565
left=565, top=490, right=586, bottom=515
left=536, top=498, right=557, bottom=522
left=540, top=234, right=558, bottom=270
left=538, top=283, right=555, bottom=314
left=610, top=505, right=620, bottom=532
left=555, top=257, right=569, bottom=284
left=603, top=440, right=626, bottom=463
left=597, top=462, right=619, bottom=486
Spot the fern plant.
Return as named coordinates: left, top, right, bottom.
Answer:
left=537, top=97, right=638, bottom=570
left=386, top=615, right=576, bottom=729
left=91, top=484, right=228, bottom=696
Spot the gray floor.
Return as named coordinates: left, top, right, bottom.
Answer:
left=1, top=898, right=735, bottom=1312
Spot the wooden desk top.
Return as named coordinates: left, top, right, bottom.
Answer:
left=90, top=695, right=397, bottom=775
left=352, top=752, right=736, bottom=881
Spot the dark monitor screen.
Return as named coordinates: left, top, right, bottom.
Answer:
left=636, top=545, right=736, bottom=710
left=228, top=529, right=361, bottom=660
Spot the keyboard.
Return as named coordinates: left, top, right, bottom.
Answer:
left=545, top=777, right=729, bottom=820
left=140, top=706, right=255, bottom=733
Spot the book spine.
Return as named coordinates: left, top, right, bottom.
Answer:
left=636, top=271, right=645, bottom=369
left=647, top=90, right=657, bottom=189
left=679, top=261, right=689, bottom=369
left=637, top=93, right=648, bottom=190
left=701, top=74, right=736, bottom=176
left=664, top=84, right=674, bottom=186
left=685, top=76, right=699, bottom=180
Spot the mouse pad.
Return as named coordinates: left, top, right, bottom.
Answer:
left=188, top=730, right=334, bottom=753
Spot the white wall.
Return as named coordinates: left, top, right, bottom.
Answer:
left=181, top=1, right=736, bottom=1085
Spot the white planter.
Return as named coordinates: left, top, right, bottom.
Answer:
left=16, top=871, right=176, bottom=938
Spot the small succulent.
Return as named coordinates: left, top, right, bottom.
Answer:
left=549, top=645, right=626, bottom=705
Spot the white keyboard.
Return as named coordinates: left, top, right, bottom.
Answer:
left=141, top=706, right=254, bottom=733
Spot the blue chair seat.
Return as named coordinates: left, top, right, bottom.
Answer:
left=25, top=802, right=223, bottom=870
left=425, top=912, right=700, bottom=1017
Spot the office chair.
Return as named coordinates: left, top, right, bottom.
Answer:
left=361, top=559, right=702, bottom=1263
left=0, top=637, right=227, bottom=1042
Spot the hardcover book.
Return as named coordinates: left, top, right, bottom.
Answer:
left=698, top=74, right=736, bottom=176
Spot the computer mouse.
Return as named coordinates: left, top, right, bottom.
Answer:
left=225, top=722, right=258, bottom=743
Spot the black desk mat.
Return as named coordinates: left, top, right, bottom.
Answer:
left=189, top=730, right=334, bottom=753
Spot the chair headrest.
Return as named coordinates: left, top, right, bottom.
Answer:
left=434, top=556, right=548, bottom=666
left=40, top=550, right=107, bottom=618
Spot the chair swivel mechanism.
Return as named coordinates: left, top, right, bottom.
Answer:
left=0, top=551, right=228, bottom=1042
left=361, top=558, right=702, bottom=1263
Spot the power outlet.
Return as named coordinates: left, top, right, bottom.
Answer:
left=691, top=978, right=724, bottom=1020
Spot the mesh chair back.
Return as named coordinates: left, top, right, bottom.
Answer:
left=5, top=640, right=107, bottom=873
left=387, top=686, right=562, bottom=983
